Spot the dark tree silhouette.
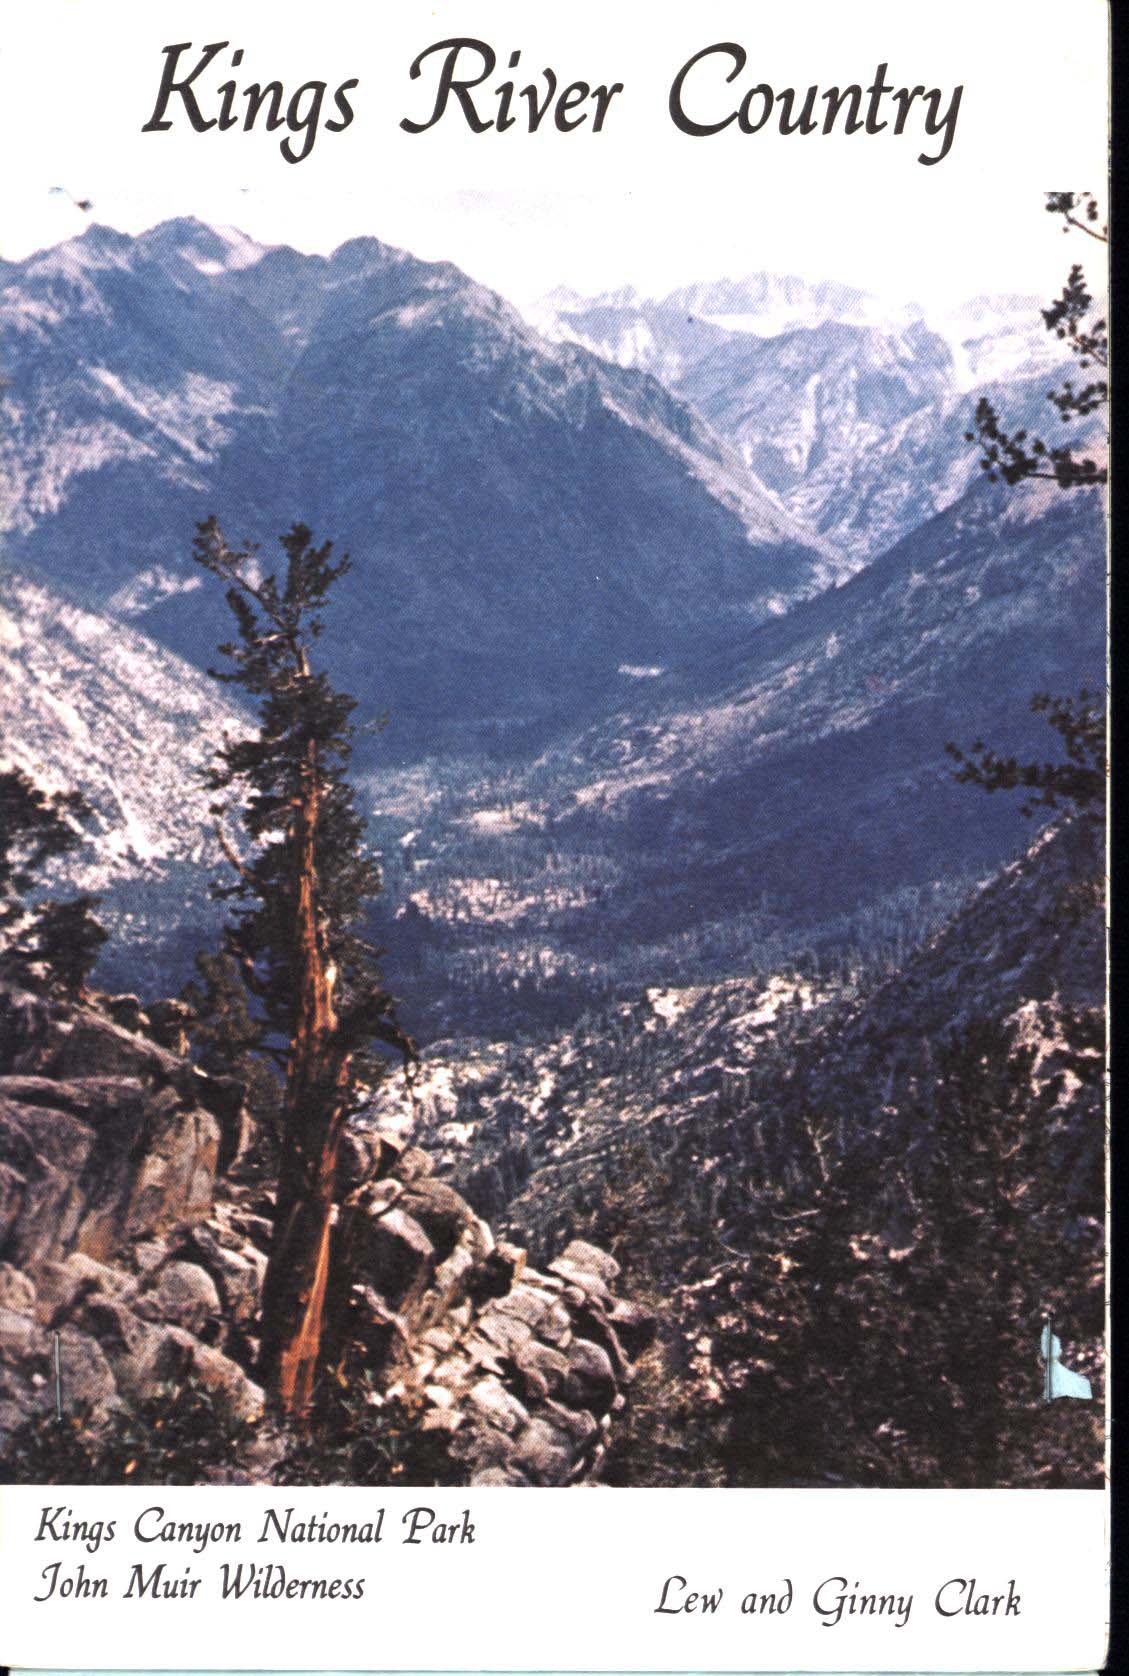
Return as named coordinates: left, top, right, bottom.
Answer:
left=0, top=768, right=88, bottom=925
left=14, top=895, right=108, bottom=998
left=193, top=517, right=418, bottom=1418
left=945, top=690, right=1105, bottom=821
left=965, top=192, right=1107, bottom=487
left=953, top=195, right=1107, bottom=809
left=0, top=765, right=106, bottom=996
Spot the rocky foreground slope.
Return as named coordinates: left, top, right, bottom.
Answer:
left=0, top=985, right=650, bottom=1485
left=363, top=816, right=1105, bottom=1486
left=366, top=816, right=1102, bottom=1249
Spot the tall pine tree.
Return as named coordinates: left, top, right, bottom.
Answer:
left=193, top=518, right=417, bottom=1417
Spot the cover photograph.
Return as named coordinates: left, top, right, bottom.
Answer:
left=0, top=0, right=1110, bottom=1670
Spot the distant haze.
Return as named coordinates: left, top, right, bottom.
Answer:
left=0, top=0, right=1107, bottom=314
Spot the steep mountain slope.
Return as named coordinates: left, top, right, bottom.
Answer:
left=0, top=226, right=284, bottom=571
left=678, top=337, right=1083, bottom=562
left=372, top=474, right=1104, bottom=985
left=539, top=274, right=1074, bottom=561
left=0, top=571, right=245, bottom=985
left=532, top=272, right=918, bottom=371
left=934, top=292, right=1081, bottom=387
left=370, top=815, right=1101, bottom=1239
left=363, top=813, right=1104, bottom=1486
left=542, top=273, right=1067, bottom=386
left=0, top=221, right=836, bottom=756
left=677, top=318, right=957, bottom=550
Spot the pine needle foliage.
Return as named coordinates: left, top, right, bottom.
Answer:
left=192, top=516, right=416, bottom=1417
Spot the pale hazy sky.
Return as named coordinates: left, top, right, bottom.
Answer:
left=0, top=0, right=1108, bottom=311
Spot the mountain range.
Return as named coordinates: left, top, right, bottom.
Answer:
left=0, top=217, right=1107, bottom=1489
left=0, top=220, right=841, bottom=757
left=534, top=274, right=1079, bottom=559
left=532, top=272, right=1071, bottom=386
left=0, top=218, right=1107, bottom=1010
left=362, top=471, right=1104, bottom=1036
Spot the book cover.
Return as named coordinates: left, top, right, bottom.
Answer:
left=0, top=1, right=1110, bottom=1669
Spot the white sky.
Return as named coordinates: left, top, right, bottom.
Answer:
left=0, top=0, right=1109, bottom=311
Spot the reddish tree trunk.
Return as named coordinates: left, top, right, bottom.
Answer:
left=258, top=734, right=350, bottom=1418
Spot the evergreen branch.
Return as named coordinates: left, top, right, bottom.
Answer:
left=339, top=995, right=420, bottom=1066
left=213, top=820, right=252, bottom=882
left=192, top=518, right=292, bottom=635
left=1061, top=212, right=1108, bottom=244
left=1045, top=190, right=1108, bottom=243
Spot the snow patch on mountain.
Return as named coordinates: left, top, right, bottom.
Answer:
left=87, top=367, right=250, bottom=462
left=0, top=572, right=248, bottom=923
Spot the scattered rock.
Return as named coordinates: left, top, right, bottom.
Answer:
left=188, top=1342, right=265, bottom=1425
left=512, top=1416, right=573, bottom=1482
left=33, top=1252, right=129, bottom=1326
left=337, top=1128, right=400, bottom=1194
left=188, top=1227, right=267, bottom=1329
left=400, top=1180, right=474, bottom=1259
left=0, top=982, right=652, bottom=1485
left=608, top=1297, right=658, bottom=1356
left=559, top=1240, right=621, bottom=1284
left=350, top=1204, right=435, bottom=1313
left=0, top=1304, right=35, bottom=1356
left=135, top=1261, right=221, bottom=1336
left=54, top=1327, right=120, bottom=1418
left=101, top=995, right=146, bottom=1035
left=565, top=1337, right=618, bottom=1410
left=145, top=999, right=195, bottom=1054
left=0, top=1070, right=219, bottom=1269
left=0, top=1262, right=36, bottom=1315
left=395, top=1146, right=434, bottom=1184
left=467, top=1243, right=523, bottom=1305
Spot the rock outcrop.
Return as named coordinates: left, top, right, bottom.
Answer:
left=0, top=983, right=648, bottom=1483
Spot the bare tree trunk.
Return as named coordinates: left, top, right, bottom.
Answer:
left=258, top=732, right=350, bottom=1418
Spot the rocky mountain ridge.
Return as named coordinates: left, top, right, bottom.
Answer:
left=1, top=219, right=838, bottom=756
left=536, top=273, right=1080, bottom=560
left=536, top=271, right=1070, bottom=383
left=358, top=471, right=1105, bottom=1029
left=365, top=815, right=1102, bottom=1249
